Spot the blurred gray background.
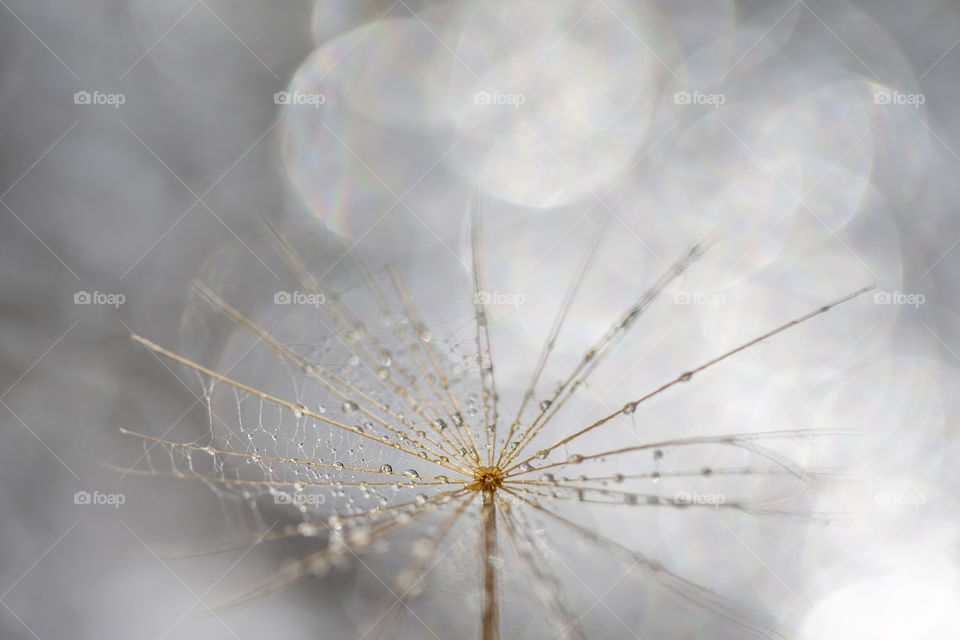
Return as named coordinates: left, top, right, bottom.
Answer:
left=2, top=1, right=960, bottom=639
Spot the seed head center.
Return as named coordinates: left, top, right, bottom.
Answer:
left=473, top=466, right=504, bottom=492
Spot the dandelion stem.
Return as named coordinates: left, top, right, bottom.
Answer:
left=481, top=488, right=500, bottom=640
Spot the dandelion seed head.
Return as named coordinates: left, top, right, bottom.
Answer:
left=125, top=212, right=877, bottom=639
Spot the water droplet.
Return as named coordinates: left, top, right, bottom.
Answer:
left=567, top=454, right=584, bottom=464
left=540, top=473, right=556, bottom=484
left=612, top=473, right=624, bottom=483
left=537, top=450, right=550, bottom=461
left=415, top=494, right=427, bottom=505
left=380, top=464, right=393, bottom=474
left=293, top=403, right=307, bottom=418
left=623, top=403, right=636, bottom=415
left=349, top=527, right=371, bottom=546
left=379, top=351, right=392, bottom=367
left=348, top=355, right=360, bottom=367
left=487, top=555, right=505, bottom=568
left=701, top=467, right=713, bottom=476
left=679, top=371, right=693, bottom=382
left=377, top=368, right=389, bottom=379
left=333, top=461, right=344, bottom=469
left=297, top=522, right=319, bottom=536
left=419, top=330, right=431, bottom=343
left=436, top=475, right=449, bottom=484
left=539, top=399, right=552, bottom=411
left=433, top=418, right=447, bottom=431
left=651, top=471, right=661, bottom=483
left=452, top=412, right=464, bottom=427
left=342, top=400, right=359, bottom=414
left=201, top=446, right=215, bottom=455
left=518, top=463, right=534, bottom=473
left=653, top=449, right=663, bottom=460
left=403, top=469, right=420, bottom=479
